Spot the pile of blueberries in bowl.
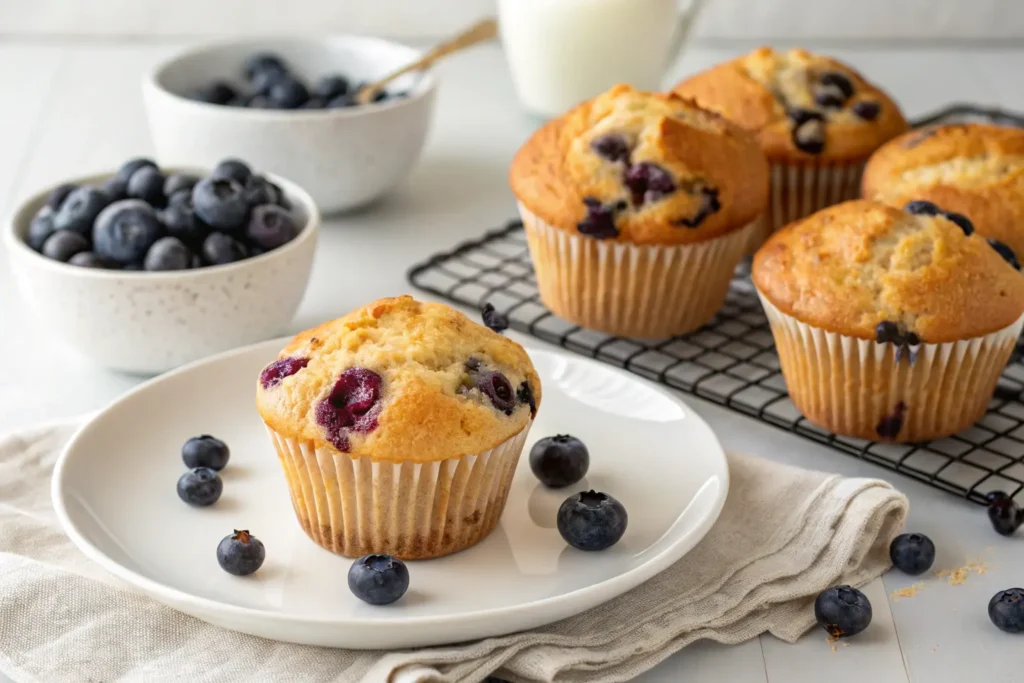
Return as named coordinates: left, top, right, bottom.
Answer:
left=188, top=52, right=402, bottom=110
left=25, top=157, right=300, bottom=271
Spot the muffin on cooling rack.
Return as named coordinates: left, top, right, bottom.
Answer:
left=753, top=200, right=1024, bottom=443
left=509, top=83, right=769, bottom=339
left=673, top=47, right=908, bottom=248
left=863, top=123, right=1024, bottom=260
left=256, top=295, right=540, bottom=560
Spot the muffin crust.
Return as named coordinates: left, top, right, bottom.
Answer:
left=753, top=200, right=1024, bottom=342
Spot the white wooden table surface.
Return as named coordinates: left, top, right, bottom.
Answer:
left=1, top=38, right=1024, bottom=682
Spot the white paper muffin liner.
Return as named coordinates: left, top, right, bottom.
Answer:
left=747, top=161, right=866, bottom=251
left=265, top=421, right=532, bottom=559
left=758, top=293, right=1024, bottom=442
left=519, top=202, right=760, bottom=339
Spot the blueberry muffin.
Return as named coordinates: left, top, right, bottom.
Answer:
left=509, top=84, right=769, bottom=338
left=863, top=123, right=1024, bottom=261
left=753, top=200, right=1024, bottom=442
left=256, top=296, right=541, bottom=559
left=673, top=47, right=908, bottom=248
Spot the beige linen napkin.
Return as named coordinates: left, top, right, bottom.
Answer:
left=0, top=420, right=907, bottom=683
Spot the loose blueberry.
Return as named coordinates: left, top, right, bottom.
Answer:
left=182, top=435, right=230, bottom=471
left=315, top=368, right=384, bottom=451
left=577, top=198, right=621, bottom=239
left=244, top=52, right=288, bottom=81
left=188, top=80, right=237, bottom=105
left=348, top=554, right=410, bottom=605
left=53, top=186, right=111, bottom=236
left=190, top=253, right=203, bottom=269
left=530, top=435, right=589, bottom=488
left=193, top=177, right=249, bottom=232
left=163, top=173, right=200, bottom=197
left=244, top=204, right=297, bottom=250
left=176, top=467, right=223, bottom=507
left=793, top=119, right=826, bottom=155
left=27, top=207, right=57, bottom=251
left=212, top=159, right=252, bottom=185
left=144, top=236, right=192, bottom=271
left=481, top=303, right=509, bottom=333
left=46, top=183, right=78, bottom=212
left=103, top=177, right=128, bottom=202
left=557, top=490, right=628, bottom=551
left=217, top=530, right=266, bottom=576
left=313, top=74, right=350, bottom=101
left=247, top=94, right=276, bottom=109
left=115, top=158, right=157, bottom=185
left=876, top=401, right=907, bottom=440
left=624, top=161, right=676, bottom=205
left=162, top=190, right=209, bottom=248
left=819, top=71, right=854, bottom=99
left=517, top=381, right=537, bottom=417
left=327, top=94, right=356, bottom=109
left=268, top=77, right=309, bottom=109
left=853, top=101, right=881, bottom=121
left=260, top=356, right=310, bottom=389
left=904, top=200, right=941, bottom=216
left=202, top=232, right=248, bottom=265
left=241, top=175, right=274, bottom=207
left=814, top=585, right=872, bottom=638
left=875, top=320, right=901, bottom=344
left=227, top=95, right=252, bottom=107
left=989, top=588, right=1024, bottom=634
left=675, top=187, right=721, bottom=228
left=987, top=493, right=1023, bottom=536
left=943, top=211, right=974, bottom=236
left=68, top=251, right=110, bottom=268
left=989, top=238, right=1020, bottom=270
left=476, top=370, right=516, bottom=414
left=41, top=230, right=90, bottom=262
left=93, top=200, right=164, bottom=265
left=300, top=97, right=325, bottom=109
left=127, top=166, right=167, bottom=207
left=591, top=134, right=631, bottom=163
left=889, top=533, right=936, bottom=575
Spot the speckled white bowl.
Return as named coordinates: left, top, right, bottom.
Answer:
left=143, top=37, right=437, bottom=214
left=4, top=168, right=319, bottom=375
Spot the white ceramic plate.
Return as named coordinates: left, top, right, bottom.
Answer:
left=52, top=337, right=728, bottom=649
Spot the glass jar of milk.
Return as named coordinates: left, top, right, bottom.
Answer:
left=498, top=0, right=706, bottom=117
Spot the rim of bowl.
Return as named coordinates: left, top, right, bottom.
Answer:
left=4, top=167, right=321, bottom=281
left=143, top=35, right=438, bottom=121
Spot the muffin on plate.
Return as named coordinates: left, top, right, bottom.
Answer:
left=509, top=83, right=769, bottom=338
left=863, top=123, right=1024, bottom=260
left=256, top=295, right=541, bottom=559
left=673, top=47, right=908, bottom=248
left=753, top=200, right=1024, bottom=443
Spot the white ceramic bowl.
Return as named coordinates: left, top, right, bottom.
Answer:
left=143, top=37, right=438, bottom=214
left=4, top=169, right=319, bottom=375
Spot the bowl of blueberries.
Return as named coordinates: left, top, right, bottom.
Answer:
left=143, top=37, right=437, bottom=213
left=4, top=156, right=319, bottom=375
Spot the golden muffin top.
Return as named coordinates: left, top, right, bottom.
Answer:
left=673, top=47, right=908, bottom=163
left=862, top=123, right=1024, bottom=259
left=752, top=200, right=1024, bottom=342
left=509, top=84, right=769, bottom=246
left=255, top=296, right=541, bottom=462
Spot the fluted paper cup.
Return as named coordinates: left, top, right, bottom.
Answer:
left=265, top=422, right=532, bottom=559
left=758, top=293, right=1024, bottom=442
left=519, top=202, right=759, bottom=339
left=747, top=161, right=866, bottom=251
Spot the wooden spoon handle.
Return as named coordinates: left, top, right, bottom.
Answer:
left=356, top=18, right=498, bottom=103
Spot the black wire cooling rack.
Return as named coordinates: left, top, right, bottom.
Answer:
left=407, top=105, right=1024, bottom=505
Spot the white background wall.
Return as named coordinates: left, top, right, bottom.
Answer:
left=1, top=0, right=1021, bottom=40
